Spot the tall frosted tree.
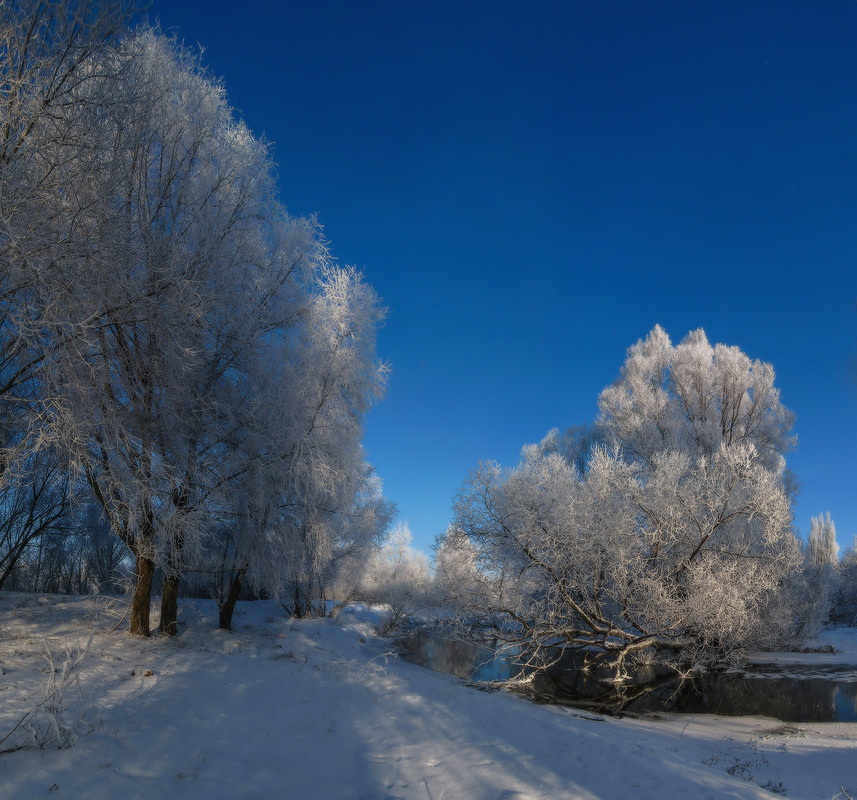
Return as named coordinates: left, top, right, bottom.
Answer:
left=833, top=540, right=857, bottom=624
left=0, top=1, right=138, bottom=596
left=212, top=265, right=390, bottom=628
left=800, top=512, right=839, bottom=633
left=808, top=512, right=838, bottom=566
left=597, top=325, right=795, bottom=472
left=32, top=30, right=290, bottom=634
left=17, top=25, right=388, bottom=634
left=449, top=327, right=804, bottom=671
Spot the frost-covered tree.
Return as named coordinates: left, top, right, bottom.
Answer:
left=0, top=448, right=70, bottom=590
left=22, top=27, right=387, bottom=633
left=808, top=512, right=839, bottom=566
left=431, top=525, right=479, bottom=611
left=35, top=30, right=297, bottom=634
left=448, top=327, right=804, bottom=671
left=833, top=540, right=857, bottom=625
left=0, top=1, right=136, bottom=595
left=362, top=523, right=431, bottom=633
left=797, top=512, right=840, bottom=634
left=0, top=9, right=389, bottom=635
left=314, top=471, right=396, bottom=618
left=209, top=266, right=390, bottom=629
left=598, top=325, right=795, bottom=473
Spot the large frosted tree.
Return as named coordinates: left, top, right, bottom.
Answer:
left=211, top=265, right=391, bottom=628
left=7, top=17, right=389, bottom=634
left=597, top=325, right=795, bottom=472
left=31, top=30, right=291, bottom=634
left=0, top=1, right=138, bottom=597
left=447, top=327, right=803, bottom=671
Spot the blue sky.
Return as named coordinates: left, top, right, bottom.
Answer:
left=149, top=1, right=856, bottom=554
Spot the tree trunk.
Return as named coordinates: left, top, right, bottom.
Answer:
left=0, top=542, right=26, bottom=590
left=160, top=573, right=179, bottom=636
left=161, top=485, right=188, bottom=636
left=293, top=581, right=304, bottom=618
left=218, top=568, right=245, bottom=630
left=130, top=554, right=155, bottom=636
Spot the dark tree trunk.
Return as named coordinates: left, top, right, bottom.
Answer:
left=293, top=581, right=304, bottom=618
left=161, top=484, right=188, bottom=636
left=160, top=573, right=179, bottom=636
left=130, top=554, right=155, bottom=636
left=218, top=568, right=245, bottom=630
left=0, top=544, right=25, bottom=590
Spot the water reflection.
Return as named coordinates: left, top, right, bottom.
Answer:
left=397, top=631, right=857, bottom=723
left=397, top=630, right=519, bottom=682
left=670, top=670, right=857, bottom=723
left=617, top=670, right=857, bottom=722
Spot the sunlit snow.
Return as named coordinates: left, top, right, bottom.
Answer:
left=1, top=594, right=855, bottom=799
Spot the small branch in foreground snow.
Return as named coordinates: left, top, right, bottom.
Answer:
left=0, top=637, right=101, bottom=756
left=351, top=651, right=395, bottom=680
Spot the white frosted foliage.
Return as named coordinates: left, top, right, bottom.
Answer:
left=449, top=326, right=805, bottom=666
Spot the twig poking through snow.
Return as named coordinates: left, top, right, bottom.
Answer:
left=0, top=636, right=100, bottom=755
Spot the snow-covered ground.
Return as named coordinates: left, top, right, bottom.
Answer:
left=747, top=625, right=857, bottom=667
left=1, top=593, right=855, bottom=800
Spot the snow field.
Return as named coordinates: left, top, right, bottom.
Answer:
left=0, top=593, right=855, bottom=799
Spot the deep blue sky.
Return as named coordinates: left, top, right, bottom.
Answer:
left=149, top=1, right=856, bottom=554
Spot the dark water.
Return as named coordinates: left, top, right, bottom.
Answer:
left=397, top=631, right=857, bottom=723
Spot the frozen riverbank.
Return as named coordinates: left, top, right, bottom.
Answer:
left=1, top=593, right=855, bottom=799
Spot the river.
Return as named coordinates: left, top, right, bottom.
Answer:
left=396, top=630, right=857, bottom=723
